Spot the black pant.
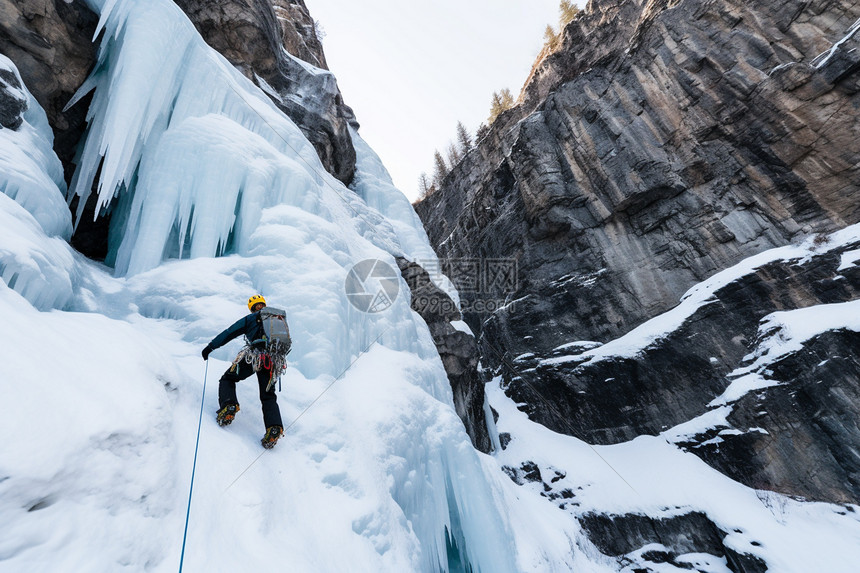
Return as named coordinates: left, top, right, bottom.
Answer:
left=218, top=359, right=283, bottom=429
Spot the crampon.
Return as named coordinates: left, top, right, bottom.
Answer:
left=216, top=404, right=239, bottom=427
left=261, top=425, right=283, bottom=449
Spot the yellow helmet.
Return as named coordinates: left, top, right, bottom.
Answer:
left=247, top=294, right=266, bottom=311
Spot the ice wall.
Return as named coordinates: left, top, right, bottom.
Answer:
left=42, top=1, right=520, bottom=571
left=0, top=55, right=76, bottom=309
left=69, top=0, right=402, bottom=277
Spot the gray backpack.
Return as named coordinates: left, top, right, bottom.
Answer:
left=259, top=307, right=292, bottom=356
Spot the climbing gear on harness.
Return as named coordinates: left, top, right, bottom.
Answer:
left=261, top=425, right=283, bottom=449
left=216, top=403, right=240, bottom=426
left=232, top=306, right=292, bottom=392
left=231, top=346, right=270, bottom=372
left=247, top=294, right=266, bottom=311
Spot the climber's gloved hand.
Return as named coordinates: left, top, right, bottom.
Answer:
left=202, top=345, right=213, bottom=361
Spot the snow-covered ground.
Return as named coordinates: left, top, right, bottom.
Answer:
left=2, top=0, right=859, bottom=571
left=488, top=379, right=860, bottom=573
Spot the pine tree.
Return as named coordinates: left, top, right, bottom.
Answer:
left=456, top=121, right=473, bottom=155
left=475, top=123, right=489, bottom=142
left=489, top=92, right=502, bottom=123
left=544, top=24, right=560, bottom=51
left=433, top=150, right=449, bottom=186
left=446, top=142, right=462, bottom=168
left=488, top=88, right=515, bottom=124
left=313, top=20, right=326, bottom=43
left=559, top=0, right=579, bottom=27
left=418, top=172, right=431, bottom=198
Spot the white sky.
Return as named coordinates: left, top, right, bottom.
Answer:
left=306, top=0, right=576, bottom=201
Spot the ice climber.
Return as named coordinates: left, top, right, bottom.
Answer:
left=202, top=294, right=291, bottom=449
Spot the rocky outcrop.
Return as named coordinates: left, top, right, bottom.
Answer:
left=396, top=257, right=492, bottom=453
left=504, top=238, right=859, bottom=436
left=0, top=0, right=97, bottom=175
left=503, top=236, right=860, bottom=503
left=416, top=0, right=860, bottom=355
left=0, top=0, right=100, bottom=256
left=682, top=328, right=860, bottom=504
left=174, top=0, right=357, bottom=185
left=272, top=0, right=327, bottom=69
left=579, top=512, right=768, bottom=573
left=0, top=57, right=27, bottom=129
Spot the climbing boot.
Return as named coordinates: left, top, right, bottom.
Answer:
left=261, top=425, right=283, bottom=449
left=216, top=404, right=239, bottom=427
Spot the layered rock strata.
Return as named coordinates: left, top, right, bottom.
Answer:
left=415, top=0, right=860, bottom=501
left=505, top=237, right=860, bottom=503
left=174, top=0, right=357, bottom=185
left=396, top=257, right=492, bottom=453
left=579, top=512, right=768, bottom=573
left=416, top=0, right=860, bottom=351
left=682, top=328, right=860, bottom=504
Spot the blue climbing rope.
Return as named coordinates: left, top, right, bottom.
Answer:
left=179, top=360, right=208, bottom=572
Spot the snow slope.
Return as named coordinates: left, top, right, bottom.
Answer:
left=487, top=378, right=860, bottom=573
left=1, top=1, right=516, bottom=571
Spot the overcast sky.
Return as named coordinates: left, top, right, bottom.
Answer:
left=307, top=0, right=579, bottom=201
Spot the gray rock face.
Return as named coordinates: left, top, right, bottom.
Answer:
left=504, top=237, right=860, bottom=503
left=683, top=329, right=860, bottom=504
left=0, top=62, right=27, bottom=129
left=0, top=0, right=100, bottom=256
left=272, top=0, right=327, bottom=69
left=0, top=0, right=98, bottom=171
left=579, top=512, right=768, bottom=573
left=416, top=0, right=860, bottom=354
left=415, top=0, right=860, bottom=504
left=396, top=257, right=492, bottom=453
left=174, top=0, right=357, bottom=185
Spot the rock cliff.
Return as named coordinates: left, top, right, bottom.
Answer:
left=0, top=0, right=98, bottom=176
left=174, top=0, right=358, bottom=185
left=415, top=0, right=860, bottom=507
left=1, top=0, right=357, bottom=258
left=507, top=235, right=860, bottom=503
left=0, top=55, right=28, bottom=129
left=397, top=257, right=492, bottom=453
left=416, top=0, right=860, bottom=348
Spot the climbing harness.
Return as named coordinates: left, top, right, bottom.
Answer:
left=229, top=306, right=294, bottom=392
left=231, top=345, right=284, bottom=374
left=230, top=344, right=288, bottom=392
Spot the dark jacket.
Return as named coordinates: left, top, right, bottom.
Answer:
left=208, top=311, right=265, bottom=350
